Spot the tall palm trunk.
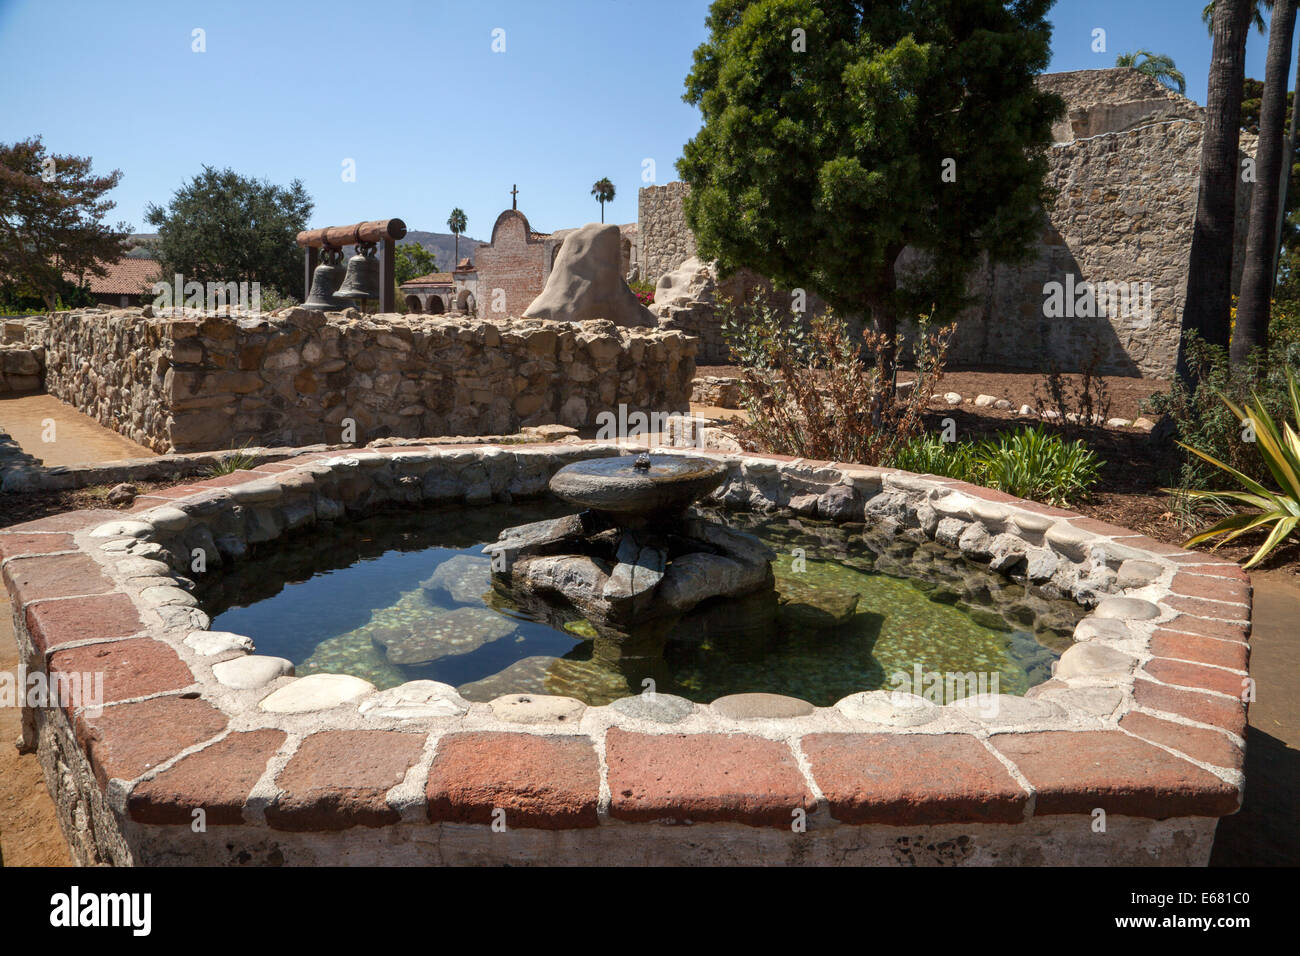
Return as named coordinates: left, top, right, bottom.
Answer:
left=1179, top=0, right=1253, bottom=382
left=1233, top=0, right=1298, bottom=365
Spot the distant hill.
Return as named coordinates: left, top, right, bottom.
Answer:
left=400, top=230, right=488, bottom=271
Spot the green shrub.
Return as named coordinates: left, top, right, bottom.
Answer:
left=1175, top=367, right=1300, bottom=568
left=890, top=433, right=982, bottom=483
left=974, top=426, right=1103, bottom=506
left=889, top=425, right=1103, bottom=506
left=1145, top=333, right=1300, bottom=492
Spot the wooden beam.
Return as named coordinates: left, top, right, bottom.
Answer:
left=296, top=218, right=407, bottom=249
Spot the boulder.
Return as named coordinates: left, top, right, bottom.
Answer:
left=524, top=223, right=657, bottom=327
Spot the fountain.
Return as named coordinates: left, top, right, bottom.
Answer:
left=483, top=453, right=779, bottom=656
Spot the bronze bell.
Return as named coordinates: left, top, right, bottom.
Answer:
left=303, top=247, right=351, bottom=311
left=334, top=243, right=381, bottom=310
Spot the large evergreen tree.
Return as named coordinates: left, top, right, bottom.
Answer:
left=145, top=166, right=312, bottom=299
left=0, top=136, right=131, bottom=310
left=677, top=0, right=1063, bottom=376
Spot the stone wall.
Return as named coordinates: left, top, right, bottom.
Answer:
left=638, top=182, right=697, bottom=283
left=42, top=307, right=696, bottom=453
left=0, top=317, right=47, bottom=393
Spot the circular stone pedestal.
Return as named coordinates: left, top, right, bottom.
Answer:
left=548, top=454, right=727, bottom=519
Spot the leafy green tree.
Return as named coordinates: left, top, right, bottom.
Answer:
left=1114, top=50, right=1187, bottom=94
left=0, top=136, right=132, bottom=310
left=145, top=166, right=312, bottom=299
left=591, top=178, right=615, bottom=223
left=446, top=207, right=468, bottom=265
left=677, top=0, right=1063, bottom=380
left=394, top=242, right=439, bottom=284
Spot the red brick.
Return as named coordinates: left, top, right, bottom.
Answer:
left=49, top=638, right=195, bottom=706
left=990, top=731, right=1240, bottom=817
left=1133, top=679, right=1248, bottom=738
left=26, top=593, right=142, bottom=653
left=192, top=470, right=264, bottom=488
left=1161, top=594, right=1249, bottom=622
left=75, top=696, right=228, bottom=787
left=0, top=533, right=75, bottom=562
left=1172, top=563, right=1249, bottom=581
left=1162, top=614, right=1249, bottom=643
left=267, top=730, right=426, bottom=831
left=3, top=553, right=112, bottom=604
left=1150, top=629, right=1250, bottom=672
left=146, top=483, right=214, bottom=499
left=1, top=510, right=119, bottom=534
left=605, top=729, right=813, bottom=827
left=129, top=729, right=285, bottom=824
left=1068, top=516, right=1136, bottom=538
left=1145, top=658, right=1249, bottom=698
left=426, top=732, right=599, bottom=830
left=1110, top=535, right=1195, bottom=557
left=802, top=733, right=1026, bottom=825
left=1169, top=573, right=1250, bottom=604
left=129, top=495, right=177, bottom=512
left=1119, top=712, right=1243, bottom=771
left=1008, top=500, right=1079, bottom=518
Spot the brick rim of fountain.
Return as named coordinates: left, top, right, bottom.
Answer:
left=0, top=441, right=1250, bottom=864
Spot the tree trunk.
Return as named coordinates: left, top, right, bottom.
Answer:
left=1232, top=0, right=1298, bottom=365
left=1179, top=0, right=1252, bottom=382
left=1271, top=47, right=1300, bottom=289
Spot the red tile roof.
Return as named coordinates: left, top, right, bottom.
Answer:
left=400, top=272, right=454, bottom=287
left=64, top=257, right=160, bottom=295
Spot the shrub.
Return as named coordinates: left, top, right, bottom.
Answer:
left=1175, top=367, right=1300, bottom=568
left=889, top=425, right=1103, bottom=506
left=1144, top=333, right=1300, bottom=492
left=890, top=433, right=982, bottom=483
left=974, top=425, right=1103, bottom=506
left=721, top=293, right=953, bottom=465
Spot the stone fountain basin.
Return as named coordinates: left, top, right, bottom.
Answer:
left=548, top=454, right=727, bottom=517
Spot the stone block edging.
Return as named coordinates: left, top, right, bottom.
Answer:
left=1, top=441, right=1250, bottom=865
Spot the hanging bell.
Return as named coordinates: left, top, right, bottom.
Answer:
left=334, top=243, right=381, bottom=310
left=302, top=247, right=351, bottom=311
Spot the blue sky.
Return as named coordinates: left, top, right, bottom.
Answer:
left=0, top=0, right=1289, bottom=249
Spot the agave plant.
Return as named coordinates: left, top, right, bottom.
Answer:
left=1176, top=368, right=1300, bottom=568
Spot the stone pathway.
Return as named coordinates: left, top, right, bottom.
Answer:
left=0, top=392, right=155, bottom=469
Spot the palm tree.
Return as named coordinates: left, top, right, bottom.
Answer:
left=1235, top=0, right=1299, bottom=364
left=1115, top=50, right=1187, bottom=95
left=446, top=207, right=467, bottom=266
left=1180, top=0, right=1253, bottom=384
left=591, top=178, right=615, bottom=223
left=1203, top=0, right=1272, bottom=34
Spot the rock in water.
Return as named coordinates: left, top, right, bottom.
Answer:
left=422, top=554, right=492, bottom=604
left=523, top=223, right=657, bottom=327
left=383, top=607, right=518, bottom=665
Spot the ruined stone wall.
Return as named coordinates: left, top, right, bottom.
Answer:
left=42, top=308, right=696, bottom=453
left=638, top=182, right=697, bottom=283
left=927, top=119, right=1253, bottom=377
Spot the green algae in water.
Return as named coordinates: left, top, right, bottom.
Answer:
left=199, top=503, right=1079, bottom=707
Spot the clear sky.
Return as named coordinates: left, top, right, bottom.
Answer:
left=0, top=0, right=1290, bottom=247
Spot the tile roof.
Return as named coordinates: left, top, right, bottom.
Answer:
left=400, top=272, right=454, bottom=287
left=64, top=257, right=161, bottom=296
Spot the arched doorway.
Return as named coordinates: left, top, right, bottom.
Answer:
left=404, top=294, right=423, bottom=313
left=426, top=295, right=445, bottom=315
